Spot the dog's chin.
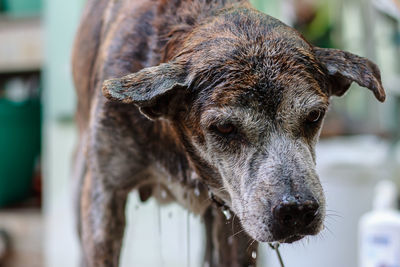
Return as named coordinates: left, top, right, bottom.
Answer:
left=279, top=234, right=304, bottom=244
left=251, top=233, right=305, bottom=244
left=273, top=225, right=323, bottom=244
left=244, top=223, right=323, bottom=244
left=239, top=212, right=325, bottom=244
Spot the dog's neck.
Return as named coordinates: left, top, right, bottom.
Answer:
left=136, top=0, right=242, bottom=207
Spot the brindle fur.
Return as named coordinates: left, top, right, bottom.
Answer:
left=72, top=0, right=385, bottom=266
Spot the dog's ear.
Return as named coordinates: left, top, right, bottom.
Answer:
left=102, top=63, right=188, bottom=120
left=314, top=47, right=386, bottom=102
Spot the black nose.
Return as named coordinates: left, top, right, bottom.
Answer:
left=273, top=198, right=319, bottom=229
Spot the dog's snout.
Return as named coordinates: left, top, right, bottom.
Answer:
left=273, top=197, right=319, bottom=230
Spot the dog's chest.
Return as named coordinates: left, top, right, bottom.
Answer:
left=148, top=164, right=211, bottom=215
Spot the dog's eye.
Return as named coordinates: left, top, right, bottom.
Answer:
left=306, top=110, right=324, bottom=123
left=214, top=123, right=235, bottom=135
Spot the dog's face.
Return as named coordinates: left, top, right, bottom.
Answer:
left=190, top=79, right=328, bottom=243
left=103, top=8, right=385, bottom=243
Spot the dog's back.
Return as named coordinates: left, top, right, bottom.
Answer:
left=72, top=0, right=156, bottom=132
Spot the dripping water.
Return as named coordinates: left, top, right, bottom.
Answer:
left=157, top=182, right=164, bottom=267
left=157, top=203, right=164, bottom=267
left=187, top=211, right=191, bottom=267
left=194, top=185, right=200, bottom=197
left=161, top=189, right=167, bottom=199
left=251, top=251, right=257, bottom=259
left=222, top=208, right=232, bottom=220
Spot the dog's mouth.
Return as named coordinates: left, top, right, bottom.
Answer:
left=279, top=234, right=304, bottom=243
left=270, top=220, right=322, bottom=244
left=241, top=212, right=324, bottom=244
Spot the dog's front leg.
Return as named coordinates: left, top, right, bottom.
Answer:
left=80, top=170, right=128, bottom=267
left=203, top=207, right=258, bottom=267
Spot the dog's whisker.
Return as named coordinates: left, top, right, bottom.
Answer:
left=325, top=209, right=343, bottom=216
left=325, top=214, right=343, bottom=221
left=325, top=214, right=342, bottom=224
left=323, top=225, right=335, bottom=237
left=325, top=213, right=343, bottom=219
left=229, top=229, right=246, bottom=239
left=246, top=239, right=257, bottom=252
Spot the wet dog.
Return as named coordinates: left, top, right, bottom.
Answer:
left=72, top=0, right=385, bottom=266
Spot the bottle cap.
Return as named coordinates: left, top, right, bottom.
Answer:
left=373, top=180, right=399, bottom=210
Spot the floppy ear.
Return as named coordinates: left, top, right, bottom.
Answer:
left=102, top=63, right=188, bottom=120
left=314, top=47, right=386, bottom=102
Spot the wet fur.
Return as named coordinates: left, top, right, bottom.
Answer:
left=72, top=0, right=385, bottom=266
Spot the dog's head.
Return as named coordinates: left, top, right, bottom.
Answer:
left=103, top=7, right=385, bottom=243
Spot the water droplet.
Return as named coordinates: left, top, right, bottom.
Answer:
left=161, top=190, right=167, bottom=199
left=251, top=251, right=257, bottom=259
left=211, top=208, right=218, bottom=216
left=222, top=208, right=232, bottom=220
left=228, top=236, right=233, bottom=245
left=194, top=186, right=200, bottom=196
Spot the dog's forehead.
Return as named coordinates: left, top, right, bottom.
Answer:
left=208, top=59, right=324, bottom=106
left=190, top=7, right=314, bottom=56
left=197, top=44, right=328, bottom=118
left=184, top=8, right=328, bottom=113
left=183, top=7, right=331, bottom=129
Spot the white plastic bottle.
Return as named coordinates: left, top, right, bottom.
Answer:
left=359, top=180, right=400, bottom=267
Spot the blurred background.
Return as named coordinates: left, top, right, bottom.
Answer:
left=0, top=0, right=399, bottom=266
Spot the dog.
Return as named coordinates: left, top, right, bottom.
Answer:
left=72, top=0, right=386, bottom=266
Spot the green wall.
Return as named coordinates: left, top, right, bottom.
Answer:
left=251, top=0, right=281, bottom=19
left=43, top=0, right=85, bottom=120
